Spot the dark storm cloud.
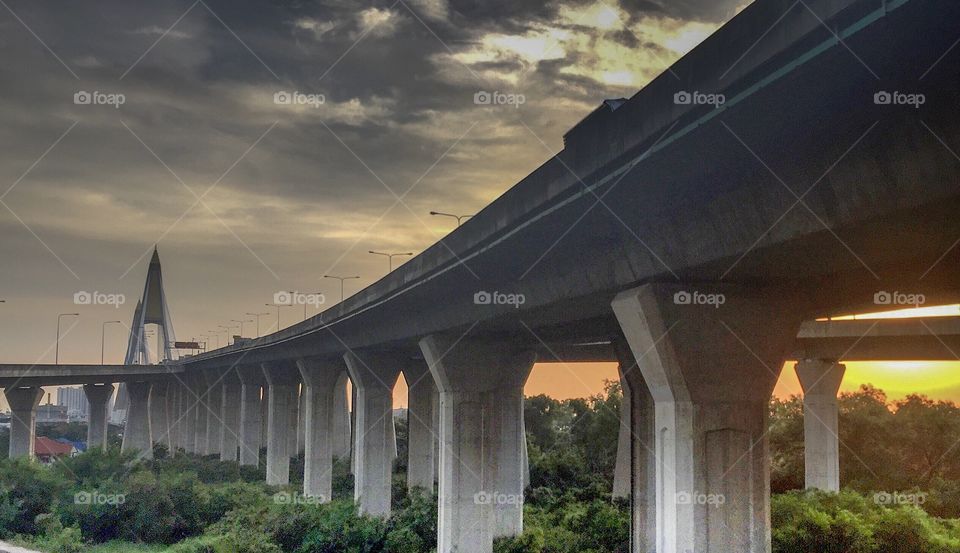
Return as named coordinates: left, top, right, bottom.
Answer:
left=0, top=0, right=747, bottom=363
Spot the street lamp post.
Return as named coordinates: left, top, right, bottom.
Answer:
left=265, top=303, right=293, bottom=332
left=323, top=275, right=360, bottom=304
left=290, top=292, right=325, bottom=320
left=204, top=333, right=219, bottom=350
left=231, top=319, right=253, bottom=337
left=430, top=211, right=473, bottom=227
left=246, top=312, right=270, bottom=337
left=207, top=331, right=222, bottom=349
left=219, top=324, right=239, bottom=346
left=55, top=313, right=79, bottom=364
left=368, top=250, right=414, bottom=272
left=101, top=320, right=122, bottom=364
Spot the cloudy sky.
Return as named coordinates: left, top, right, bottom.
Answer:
left=0, top=0, right=754, bottom=371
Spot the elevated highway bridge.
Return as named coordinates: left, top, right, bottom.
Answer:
left=4, top=0, right=960, bottom=551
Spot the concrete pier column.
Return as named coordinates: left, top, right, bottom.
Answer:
left=297, top=386, right=307, bottom=455
left=419, top=335, right=536, bottom=553
left=4, top=387, right=44, bottom=459
left=297, top=359, right=345, bottom=501
left=193, top=375, right=210, bottom=454
left=237, top=366, right=264, bottom=466
left=795, top=359, right=845, bottom=492
left=182, top=379, right=199, bottom=454
left=83, top=384, right=115, bottom=451
left=404, top=363, right=438, bottom=492
left=263, top=362, right=299, bottom=485
left=121, top=381, right=154, bottom=459
left=613, top=339, right=656, bottom=553
left=612, top=363, right=632, bottom=499
left=612, top=283, right=806, bottom=553
left=289, top=384, right=302, bottom=458
left=486, top=382, right=530, bottom=538
left=220, top=368, right=242, bottom=462
left=343, top=351, right=402, bottom=517
left=166, top=383, right=179, bottom=454
left=203, top=372, right=224, bottom=457
left=332, top=371, right=352, bottom=460
left=150, top=381, right=170, bottom=450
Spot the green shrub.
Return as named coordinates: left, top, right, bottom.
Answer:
left=0, top=457, right=68, bottom=536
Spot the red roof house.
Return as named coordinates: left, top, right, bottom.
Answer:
left=34, top=436, right=76, bottom=463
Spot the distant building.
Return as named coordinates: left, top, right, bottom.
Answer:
left=37, top=403, right=68, bottom=424
left=34, top=436, right=76, bottom=463
left=57, top=386, right=89, bottom=421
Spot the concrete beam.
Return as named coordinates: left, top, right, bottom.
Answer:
left=612, top=283, right=806, bottom=553
left=343, top=351, right=402, bottom=517
left=420, top=335, right=536, bottom=553
left=203, top=371, right=224, bottom=457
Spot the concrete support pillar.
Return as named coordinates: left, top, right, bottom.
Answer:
left=263, top=363, right=299, bottom=485
left=182, top=380, right=198, bottom=454
left=220, top=369, right=242, bottom=462
left=166, top=383, right=179, bottom=455
left=83, top=384, right=114, bottom=451
left=612, top=283, right=806, bottom=553
left=614, top=339, right=656, bottom=553
left=612, top=363, right=632, bottom=499
left=297, top=385, right=307, bottom=455
left=203, top=372, right=223, bottom=457
left=289, top=384, right=301, bottom=458
left=260, top=387, right=269, bottom=453
left=237, top=366, right=264, bottom=466
left=419, top=335, right=536, bottom=553
left=4, top=387, right=44, bottom=459
left=795, top=359, right=845, bottom=492
left=121, top=381, right=153, bottom=459
left=192, top=375, right=209, bottom=454
left=343, top=351, right=402, bottom=517
left=332, top=371, right=352, bottom=460
left=150, top=381, right=170, bottom=450
left=297, top=359, right=344, bottom=501
left=404, top=363, right=439, bottom=492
